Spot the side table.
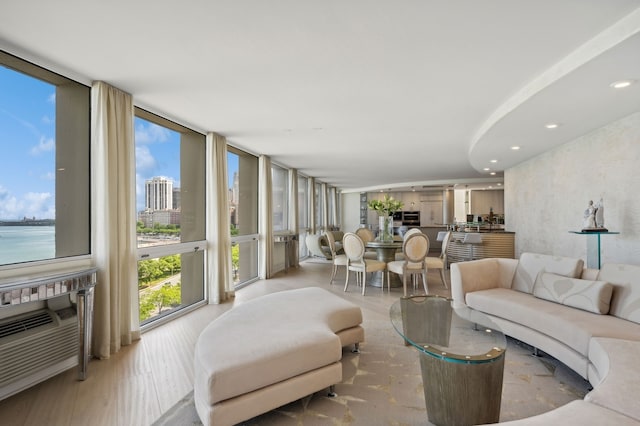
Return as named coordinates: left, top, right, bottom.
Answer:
left=390, top=296, right=506, bottom=426
left=569, top=231, right=619, bottom=269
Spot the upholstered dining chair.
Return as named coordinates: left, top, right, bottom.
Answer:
left=386, top=232, right=430, bottom=296
left=403, top=228, right=422, bottom=240
left=354, top=227, right=378, bottom=259
left=425, top=231, right=451, bottom=289
left=395, top=227, right=422, bottom=261
left=325, top=230, right=348, bottom=284
left=343, top=232, right=386, bottom=295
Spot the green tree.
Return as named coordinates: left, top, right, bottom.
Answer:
left=139, top=283, right=182, bottom=322
left=232, top=243, right=239, bottom=271
left=138, top=260, right=153, bottom=286
left=139, top=296, right=156, bottom=321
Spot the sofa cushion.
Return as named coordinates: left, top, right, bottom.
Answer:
left=196, top=316, right=341, bottom=405
left=194, top=288, right=362, bottom=405
left=466, top=289, right=640, bottom=356
left=586, top=338, right=640, bottom=421
left=597, top=263, right=640, bottom=324
left=497, top=400, right=640, bottom=426
left=533, top=272, right=613, bottom=314
left=512, top=253, right=584, bottom=294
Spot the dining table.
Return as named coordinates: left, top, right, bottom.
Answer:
left=365, top=240, right=402, bottom=288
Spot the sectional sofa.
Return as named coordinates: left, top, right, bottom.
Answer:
left=450, top=253, right=640, bottom=424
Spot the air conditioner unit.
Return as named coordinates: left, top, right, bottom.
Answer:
left=0, top=308, right=78, bottom=401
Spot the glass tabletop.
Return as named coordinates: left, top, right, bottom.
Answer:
left=389, top=295, right=506, bottom=363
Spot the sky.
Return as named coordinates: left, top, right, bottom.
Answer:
left=0, top=65, right=238, bottom=220
left=0, top=65, right=56, bottom=220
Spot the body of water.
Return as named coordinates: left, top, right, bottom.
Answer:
left=0, top=226, right=55, bottom=265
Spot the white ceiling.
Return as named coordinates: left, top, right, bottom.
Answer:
left=1, top=1, right=639, bottom=193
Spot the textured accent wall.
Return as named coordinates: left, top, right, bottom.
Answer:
left=505, top=111, right=640, bottom=265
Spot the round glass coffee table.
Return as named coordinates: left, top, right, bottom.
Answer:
left=389, top=295, right=507, bottom=426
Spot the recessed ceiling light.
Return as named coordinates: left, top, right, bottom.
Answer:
left=497, top=183, right=502, bottom=186
left=511, top=146, right=520, bottom=150
left=610, top=80, right=634, bottom=89
left=490, top=172, right=496, bottom=176
left=545, top=123, right=560, bottom=129
left=490, top=159, right=498, bottom=163
left=483, top=168, right=490, bottom=171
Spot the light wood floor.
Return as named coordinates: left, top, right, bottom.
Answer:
left=0, top=258, right=452, bottom=426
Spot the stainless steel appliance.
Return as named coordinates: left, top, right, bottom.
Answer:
left=402, top=211, right=420, bottom=226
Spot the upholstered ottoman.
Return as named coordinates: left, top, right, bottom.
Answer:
left=194, top=287, right=364, bottom=426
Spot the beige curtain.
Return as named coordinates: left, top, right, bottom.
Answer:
left=321, top=182, right=329, bottom=231
left=308, top=177, right=316, bottom=234
left=259, top=155, right=273, bottom=279
left=91, top=81, right=139, bottom=358
left=206, top=133, right=234, bottom=303
left=328, top=186, right=338, bottom=229
left=288, top=168, right=299, bottom=267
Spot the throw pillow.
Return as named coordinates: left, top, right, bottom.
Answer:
left=512, top=253, right=584, bottom=294
left=597, top=263, right=640, bottom=324
left=533, top=271, right=613, bottom=314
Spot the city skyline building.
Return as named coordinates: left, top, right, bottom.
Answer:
left=139, top=176, right=180, bottom=227
left=145, top=176, right=173, bottom=212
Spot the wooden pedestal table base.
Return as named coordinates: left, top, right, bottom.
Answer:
left=390, top=296, right=507, bottom=426
left=419, top=349, right=505, bottom=425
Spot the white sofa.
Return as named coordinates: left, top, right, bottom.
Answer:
left=451, top=253, right=640, bottom=424
left=193, top=287, right=364, bottom=426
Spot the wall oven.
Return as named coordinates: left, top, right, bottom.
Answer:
left=401, top=211, right=420, bottom=226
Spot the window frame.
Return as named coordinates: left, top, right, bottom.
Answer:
left=134, top=108, right=207, bottom=327
left=0, top=50, right=91, bottom=272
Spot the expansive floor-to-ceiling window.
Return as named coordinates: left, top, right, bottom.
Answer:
left=0, top=51, right=90, bottom=269
left=135, top=109, right=206, bottom=325
left=228, top=147, right=259, bottom=286
left=271, top=164, right=289, bottom=233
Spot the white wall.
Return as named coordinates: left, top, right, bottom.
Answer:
left=505, top=111, right=640, bottom=265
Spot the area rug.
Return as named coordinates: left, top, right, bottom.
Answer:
left=153, top=319, right=590, bottom=425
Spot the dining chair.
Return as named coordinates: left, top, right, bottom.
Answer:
left=325, top=230, right=348, bottom=284
left=403, top=228, right=422, bottom=240
left=386, top=232, right=430, bottom=296
left=343, top=232, right=386, bottom=295
left=425, top=231, right=452, bottom=289
left=354, top=227, right=378, bottom=259
left=395, top=227, right=422, bottom=261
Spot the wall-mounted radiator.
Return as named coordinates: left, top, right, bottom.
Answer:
left=0, top=308, right=78, bottom=400
left=0, top=267, right=97, bottom=401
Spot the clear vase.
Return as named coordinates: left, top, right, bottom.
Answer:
left=379, top=215, right=394, bottom=242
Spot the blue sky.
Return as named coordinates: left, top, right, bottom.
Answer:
left=0, top=66, right=56, bottom=220
left=0, top=65, right=238, bottom=219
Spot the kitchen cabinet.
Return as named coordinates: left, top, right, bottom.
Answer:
left=470, top=190, right=504, bottom=215
left=420, top=201, right=443, bottom=226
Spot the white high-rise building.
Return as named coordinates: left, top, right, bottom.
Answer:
left=145, top=176, right=173, bottom=211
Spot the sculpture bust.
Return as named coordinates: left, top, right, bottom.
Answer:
left=595, top=198, right=605, bottom=228
left=583, top=200, right=596, bottom=229
left=582, top=198, right=607, bottom=232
